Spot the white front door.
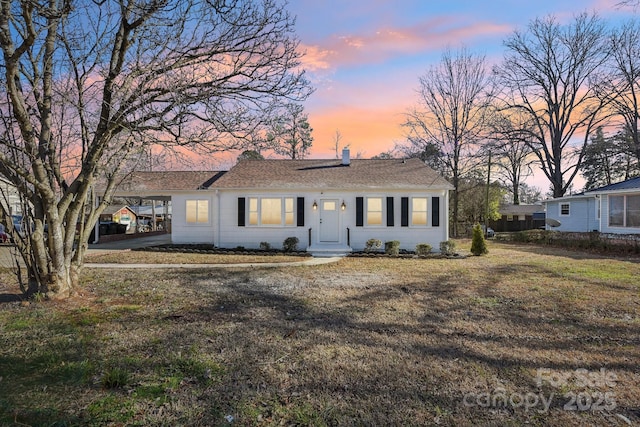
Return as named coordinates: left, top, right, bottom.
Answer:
left=319, top=199, right=340, bottom=242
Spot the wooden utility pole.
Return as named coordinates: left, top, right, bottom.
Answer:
left=485, top=151, right=491, bottom=237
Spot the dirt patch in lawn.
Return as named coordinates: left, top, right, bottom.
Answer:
left=1, top=240, right=639, bottom=426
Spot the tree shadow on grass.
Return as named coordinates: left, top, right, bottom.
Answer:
left=0, top=293, right=22, bottom=303
left=66, top=264, right=640, bottom=425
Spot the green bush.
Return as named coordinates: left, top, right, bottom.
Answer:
left=282, top=236, right=299, bottom=252
left=259, top=241, right=272, bottom=251
left=365, top=238, right=383, bottom=252
left=470, top=224, right=488, bottom=256
left=415, top=243, right=432, bottom=256
left=439, top=240, right=457, bottom=256
left=384, top=240, right=400, bottom=256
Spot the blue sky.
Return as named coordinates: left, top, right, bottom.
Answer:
left=283, top=0, right=632, bottom=190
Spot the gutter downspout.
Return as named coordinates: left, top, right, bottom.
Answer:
left=587, top=197, right=590, bottom=232
left=444, top=190, right=450, bottom=242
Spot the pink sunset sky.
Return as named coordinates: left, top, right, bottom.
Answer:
left=280, top=0, right=632, bottom=191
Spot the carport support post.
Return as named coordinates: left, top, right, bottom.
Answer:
left=152, top=202, right=156, bottom=231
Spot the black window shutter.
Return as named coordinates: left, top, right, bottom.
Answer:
left=297, top=197, right=305, bottom=227
left=356, top=197, right=364, bottom=227
left=401, top=197, right=409, bottom=227
left=432, top=196, right=440, bottom=227
left=386, top=197, right=394, bottom=227
left=238, top=197, right=245, bottom=227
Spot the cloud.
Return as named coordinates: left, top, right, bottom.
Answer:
left=298, top=16, right=512, bottom=75
left=299, top=44, right=335, bottom=72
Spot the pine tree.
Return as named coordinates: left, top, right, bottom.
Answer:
left=471, top=224, right=488, bottom=256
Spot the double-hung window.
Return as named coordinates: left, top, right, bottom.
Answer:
left=366, top=197, right=383, bottom=226
left=186, top=200, right=209, bottom=224
left=411, top=197, right=428, bottom=226
left=248, top=197, right=295, bottom=226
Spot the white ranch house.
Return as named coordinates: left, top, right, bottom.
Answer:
left=544, top=176, right=640, bottom=234
left=110, top=150, right=453, bottom=255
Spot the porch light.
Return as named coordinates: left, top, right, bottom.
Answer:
left=341, top=201, right=346, bottom=211
left=312, top=200, right=318, bottom=210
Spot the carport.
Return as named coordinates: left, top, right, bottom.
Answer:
left=92, top=170, right=224, bottom=244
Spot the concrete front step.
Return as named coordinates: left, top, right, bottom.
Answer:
left=307, top=245, right=352, bottom=258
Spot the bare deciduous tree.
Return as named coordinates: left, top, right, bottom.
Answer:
left=0, top=0, right=311, bottom=299
left=494, top=13, right=611, bottom=198
left=486, top=109, right=536, bottom=205
left=333, top=129, right=342, bottom=159
left=607, top=19, right=640, bottom=164
left=404, top=48, right=494, bottom=236
left=617, top=0, right=640, bottom=8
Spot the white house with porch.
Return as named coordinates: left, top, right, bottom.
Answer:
left=109, top=150, right=453, bottom=255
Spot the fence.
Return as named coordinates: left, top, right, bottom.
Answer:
left=495, top=230, right=640, bottom=255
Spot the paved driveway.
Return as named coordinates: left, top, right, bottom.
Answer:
left=0, top=233, right=172, bottom=269
left=87, top=233, right=172, bottom=253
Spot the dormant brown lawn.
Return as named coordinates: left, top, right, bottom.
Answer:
left=0, top=240, right=638, bottom=426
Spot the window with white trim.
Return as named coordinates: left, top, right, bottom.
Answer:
left=609, top=194, right=640, bottom=228
left=366, top=197, right=383, bottom=226
left=411, top=197, right=428, bottom=226
left=248, top=197, right=295, bottom=226
left=186, top=200, right=209, bottom=224
left=560, top=203, right=570, bottom=216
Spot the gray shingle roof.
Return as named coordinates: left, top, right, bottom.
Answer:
left=214, top=158, right=453, bottom=190
left=116, top=171, right=226, bottom=192
left=498, top=204, right=544, bottom=215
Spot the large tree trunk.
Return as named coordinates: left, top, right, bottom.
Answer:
left=452, top=174, right=460, bottom=237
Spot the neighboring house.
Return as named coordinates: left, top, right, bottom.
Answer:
left=0, top=176, right=23, bottom=215
left=109, top=150, right=454, bottom=255
left=490, top=204, right=545, bottom=232
left=130, top=204, right=171, bottom=231
left=543, top=176, right=640, bottom=234
left=99, top=205, right=138, bottom=228
left=544, top=194, right=599, bottom=232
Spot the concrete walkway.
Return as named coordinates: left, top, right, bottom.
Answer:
left=85, top=233, right=342, bottom=269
